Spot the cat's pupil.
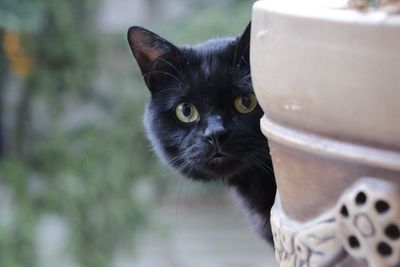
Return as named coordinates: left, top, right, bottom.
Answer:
left=241, top=96, right=251, bottom=109
left=182, top=104, right=192, bottom=117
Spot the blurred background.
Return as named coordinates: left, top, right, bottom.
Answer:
left=0, top=0, right=277, bottom=266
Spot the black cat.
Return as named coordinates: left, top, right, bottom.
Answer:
left=127, top=23, right=276, bottom=244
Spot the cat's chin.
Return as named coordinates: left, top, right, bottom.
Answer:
left=204, top=155, right=247, bottom=179
left=176, top=155, right=245, bottom=182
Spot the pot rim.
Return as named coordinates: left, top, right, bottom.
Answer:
left=254, top=0, right=400, bottom=26
left=261, top=116, right=400, bottom=172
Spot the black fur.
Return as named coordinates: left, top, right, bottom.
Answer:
left=127, top=23, right=276, bottom=244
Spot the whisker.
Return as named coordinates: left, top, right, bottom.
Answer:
left=143, top=71, right=184, bottom=85
left=129, top=45, right=185, bottom=79
left=248, top=154, right=274, bottom=178
left=167, top=152, right=187, bottom=164
left=157, top=57, right=185, bottom=79
left=237, top=73, right=251, bottom=84
left=175, top=176, right=188, bottom=225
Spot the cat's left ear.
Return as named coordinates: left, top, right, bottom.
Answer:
left=127, top=26, right=181, bottom=90
left=234, top=22, right=251, bottom=66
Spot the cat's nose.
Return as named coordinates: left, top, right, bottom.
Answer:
left=204, top=115, right=229, bottom=147
left=203, top=129, right=229, bottom=147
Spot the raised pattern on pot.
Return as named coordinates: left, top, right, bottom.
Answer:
left=335, top=177, right=400, bottom=267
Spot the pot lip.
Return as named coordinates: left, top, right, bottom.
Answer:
left=260, top=116, right=400, bottom=172
left=253, top=0, right=400, bottom=26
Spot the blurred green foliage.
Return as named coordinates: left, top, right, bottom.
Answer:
left=0, top=0, right=253, bottom=267
left=156, top=0, right=253, bottom=44
left=1, top=1, right=156, bottom=267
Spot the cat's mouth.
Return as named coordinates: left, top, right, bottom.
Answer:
left=207, top=152, right=235, bottom=166
left=204, top=151, right=244, bottom=178
left=209, top=152, right=226, bottom=161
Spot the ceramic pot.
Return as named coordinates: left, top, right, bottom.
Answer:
left=251, top=1, right=400, bottom=266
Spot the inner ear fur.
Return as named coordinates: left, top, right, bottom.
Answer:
left=127, top=26, right=179, bottom=75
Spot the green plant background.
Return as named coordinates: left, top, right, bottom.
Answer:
left=0, top=1, right=253, bottom=267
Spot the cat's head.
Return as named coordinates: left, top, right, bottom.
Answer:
left=128, top=23, right=271, bottom=181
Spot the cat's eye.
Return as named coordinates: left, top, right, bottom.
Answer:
left=234, top=94, right=258, bottom=113
left=175, top=103, right=199, bottom=123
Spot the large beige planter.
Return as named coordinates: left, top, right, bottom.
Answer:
left=251, top=1, right=400, bottom=266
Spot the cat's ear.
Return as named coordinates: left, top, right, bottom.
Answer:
left=127, top=26, right=181, bottom=89
left=234, top=22, right=251, bottom=66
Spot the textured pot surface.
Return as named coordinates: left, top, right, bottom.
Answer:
left=251, top=1, right=400, bottom=266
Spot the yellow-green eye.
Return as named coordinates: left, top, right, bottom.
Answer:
left=175, top=103, right=199, bottom=123
left=234, top=94, right=258, bottom=113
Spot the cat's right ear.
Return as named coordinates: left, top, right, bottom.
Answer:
left=234, top=22, right=251, bottom=67
left=127, top=26, right=180, bottom=89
